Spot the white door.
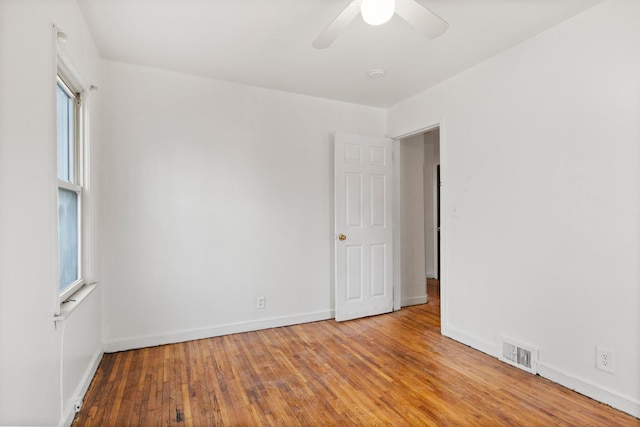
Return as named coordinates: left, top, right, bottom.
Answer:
left=334, top=133, right=394, bottom=321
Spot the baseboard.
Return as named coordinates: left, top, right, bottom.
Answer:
left=60, top=347, right=104, bottom=427
left=441, top=324, right=497, bottom=358
left=104, top=309, right=335, bottom=353
left=401, top=295, right=427, bottom=307
left=538, top=363, right=640, bottom=419
left=442, top=324, right=639, bottom=419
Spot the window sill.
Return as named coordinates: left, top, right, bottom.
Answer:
left=54, top=282, right=99, bottom=323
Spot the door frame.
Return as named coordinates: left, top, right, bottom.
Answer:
left=391, top=121, right=446, bottom=327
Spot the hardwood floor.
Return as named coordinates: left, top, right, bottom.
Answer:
left=427, top=277, right=440, bottom=300
left=74, top=286, right=637, bottom=426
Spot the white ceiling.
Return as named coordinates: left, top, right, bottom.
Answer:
left=77, top=0, right=603, bottom=108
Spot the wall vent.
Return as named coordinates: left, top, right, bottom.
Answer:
left=499, top=336, right=538, bottom=374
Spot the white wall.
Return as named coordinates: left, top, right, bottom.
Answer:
left=423, top=129, right=439, bottom=278
left=0, top=0, right=103, bottom=426
left=387, top=0, right=640, bottom=417
left=400, top=135, right=427, bottom=306
left=100, top=61, right=386, bottom=350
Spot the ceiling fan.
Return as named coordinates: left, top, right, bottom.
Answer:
left=313, top=0, right=448, bottom=49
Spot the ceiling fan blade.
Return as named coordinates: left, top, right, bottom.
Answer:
left=395, top=0, right=448, bottom=39
left=313, top=0, right=363, bottom=49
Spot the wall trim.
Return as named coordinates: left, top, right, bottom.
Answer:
left=104, top=309, right=335, bottom=353
left=392, top=139, right=402, bottom=311
left=441, top=324, right=497, bottom=358
left=442, top=324, right=639, bottom=420
left=61, top=348, right=104, bottom=427
left=538, top=363, right=640, bottom=419
left=401, top=295, right=427, bottom=307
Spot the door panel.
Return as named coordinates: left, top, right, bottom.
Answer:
left=346, top=245, right=363, bottom=301
left=346, top=173, right=362, bottom=227
left=370, top=174, right=386, bottom=226
left=335, top=133, right=393, bottom=321
left=370, top=244, right=386, bottom=296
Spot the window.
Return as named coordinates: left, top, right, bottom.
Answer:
left=57, top=73, right=83, bottom=301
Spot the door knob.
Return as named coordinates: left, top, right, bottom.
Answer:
left=338, top=234, right=347, bottom=241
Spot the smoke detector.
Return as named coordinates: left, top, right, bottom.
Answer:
left=368, top=68, right=385, bottom=78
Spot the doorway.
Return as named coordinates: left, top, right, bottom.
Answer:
left=398, top=127, right=440, bottom=313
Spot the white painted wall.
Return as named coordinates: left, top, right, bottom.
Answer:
left=400, top=135, right=427, bottom=306
left=423, top=129, right=439, bottom=278
left=387, top=0, right=640, bottom=417
left=100, top=61, right=386, bottom=350
left=0, top=1, right=103, bottom=426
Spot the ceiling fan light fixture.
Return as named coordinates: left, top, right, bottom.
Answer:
left=361, top=0, right=395, bottom=26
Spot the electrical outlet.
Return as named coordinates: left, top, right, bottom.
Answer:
left=74, top=398, right=82, bottom=413
left=596, top=346, right=616, bottom=374
left=257, top=296, right=265, bottom=309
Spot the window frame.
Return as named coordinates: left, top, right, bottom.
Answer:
left=56, top=54, right=86, bottom=304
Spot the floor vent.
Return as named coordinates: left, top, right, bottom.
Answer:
left=499, top=337, right=538, bottom=374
